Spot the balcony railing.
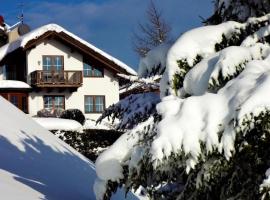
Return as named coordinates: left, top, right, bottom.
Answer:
left=30, top=70, right=82, bottom=87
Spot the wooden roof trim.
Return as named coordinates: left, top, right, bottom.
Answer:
left=24, top=31, right=56, bottom=50
left=23, top=31, right=132, bottom=75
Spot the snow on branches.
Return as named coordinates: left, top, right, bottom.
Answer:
left=95, top=13, right=270, bottom=200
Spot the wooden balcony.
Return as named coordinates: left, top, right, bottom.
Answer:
left=30, top=70, right=83, bottom=88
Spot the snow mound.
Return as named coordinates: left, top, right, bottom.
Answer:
left=0, top=80, right=31, bottom=89
left=33, top=117, right=83, bottom=131
left=0, top=23, right=136, bottom=76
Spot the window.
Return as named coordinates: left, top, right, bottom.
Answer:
left=83, top=62, right=103, bottom=77
left=85, top=95, right=105, bottom=113
left=44, top=96, right=65, bottom=110
left=0, top=93, right=28, bottom=113
left=10, top=95, right=18, bottom=107
left=43, top=56, right=64, bottom=72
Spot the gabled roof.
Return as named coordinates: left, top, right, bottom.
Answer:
left=0, top=24, right=137, bottom=75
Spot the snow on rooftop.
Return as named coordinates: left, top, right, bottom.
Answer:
left=0, top=80, right=31, bottom=89
left=0, top=23, right=137, bottom=76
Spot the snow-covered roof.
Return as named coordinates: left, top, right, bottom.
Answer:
left=0, top=23, right=137, bottom=75
left=0, top=80, right=31, bottom=89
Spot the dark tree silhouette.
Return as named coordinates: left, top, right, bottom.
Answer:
left=132, top=0, right=172, bottom=57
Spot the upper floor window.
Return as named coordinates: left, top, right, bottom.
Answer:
left=43, top=56, right=64, bottom=72
left=83, top=62, right=103, bottom=77
left=84, top=95, right=105, bottom=113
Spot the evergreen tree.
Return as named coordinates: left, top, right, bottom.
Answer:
left=95, top=2, right=270, bottom=200
left=206, top=0, right=270, bottom=24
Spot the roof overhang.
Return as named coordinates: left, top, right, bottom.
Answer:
left=21, top=31, right=134, bottom=75
left=0, top=87, right=32, bottom=92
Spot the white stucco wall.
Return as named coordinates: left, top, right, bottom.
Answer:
left=27, top=39, right=119, bottom=120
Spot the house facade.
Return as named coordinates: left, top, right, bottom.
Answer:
left=0, top=23, right=136, bottom=120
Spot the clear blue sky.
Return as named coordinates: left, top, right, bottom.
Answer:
left=1, top=0, right=213, bottom=71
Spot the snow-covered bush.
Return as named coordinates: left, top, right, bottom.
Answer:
left=60, top=109, right=85, bottom=125
left=37, top=108, right=64, bottom=118
left=53, top=129, right=123, bottom=161
left=95, top=10, right=270, bottom=200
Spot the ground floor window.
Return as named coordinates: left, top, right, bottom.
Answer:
left=44, top=95, right=65, bottom=110
left=0, top=93, right=28, bottom=113
left=84, top=95, right=105, bottom=113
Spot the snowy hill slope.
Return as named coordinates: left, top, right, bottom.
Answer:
left=0, top=96, right=96, bottom=200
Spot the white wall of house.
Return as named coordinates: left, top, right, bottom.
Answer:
left=27, top=39, right=119, bottom=120
left=26, top=39, right=83, bottom=76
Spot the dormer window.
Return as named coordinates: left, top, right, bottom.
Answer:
left=83, top=61, right=103, bottom=77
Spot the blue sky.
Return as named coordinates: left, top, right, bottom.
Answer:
left=1, top=0, right=213, bottom=70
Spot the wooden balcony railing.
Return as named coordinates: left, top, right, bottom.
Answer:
left=30, top=70, right=83, bottom=87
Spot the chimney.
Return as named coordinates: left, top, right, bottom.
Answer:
left=8, top=23, right=31, bottom=43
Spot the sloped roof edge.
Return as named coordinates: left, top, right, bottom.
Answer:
left=0, top=24, right=137, bottom=75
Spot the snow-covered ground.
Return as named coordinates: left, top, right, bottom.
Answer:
left=0, top=96, right=96, bottom=199
left=83, top=119, right=115, bottom=130
left=33, top=117, right=83, bottom=131
left=0, top=96, right=142, bottom=200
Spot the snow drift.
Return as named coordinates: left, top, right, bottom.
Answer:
left=0, top=96, right=96, bottom=199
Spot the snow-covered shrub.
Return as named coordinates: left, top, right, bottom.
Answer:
left=95, top=11, right=270, bottom=200
left=37, top=109, right=54, bottom=118
left=37, top=108, right=64, bottom=118
left=60, top=109, right=85, bottom=125
left=53, top=129, right=123, bottom=161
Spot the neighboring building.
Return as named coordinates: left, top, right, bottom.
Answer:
left=0, top=22, right=136, bottom=120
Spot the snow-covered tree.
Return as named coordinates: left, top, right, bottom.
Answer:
left=206, top=0, right=270, bottom=24
left=95, top=3, right=270, bottom=200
